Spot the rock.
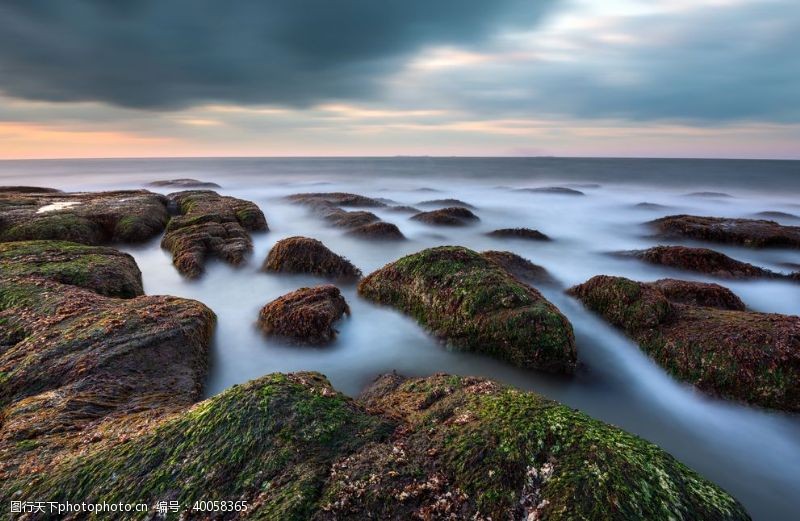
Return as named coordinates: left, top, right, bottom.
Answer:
left=161, top=190, right=268, bottom=278
left=568, top=275, right=800, bottom=411
left=620, top=245, right=780, bottom=279
left=358, top=246, right=576, bottom=372
left=417, top=198, right=476, bottom=209
left=258, top=285, right=350, bottom=344
left=0, top=240, right=143, bottom=298
left=325, top=209, right=381, bottom=229
left=486, top=227, right=550, bottom=241
left=387, top=205, right=420, bottom=214
left=0, top=269, right=214, bottom=467
left=635, top=202, right=670, bottom=210
left=648, top=279, right=745, bottom=311
left=346, top=221, right=405, bottom=240
left=5, top=372, right=749, bottom=520
left=686, top=191, right=733, bottom=198
left=481, top=250, right=557, bottom=286
left=648, top=215, right=800, bottom=248
left=410, top=207, right=479, bottom=226
left=147, top=178, right=221, bottom=188
left=0, top=189, right=169, bottom=245
left=0, top=186, right=62, bottom=194
left=287, top=192, right=387, bottom=208
left=753, top=211, right=799, bottom=221
left=263, top=236, right=361, bottom=280
left=518, top=186, right=585, bottom=196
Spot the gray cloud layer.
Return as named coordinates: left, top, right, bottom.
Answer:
left=0, top=0, right=555, bottom=109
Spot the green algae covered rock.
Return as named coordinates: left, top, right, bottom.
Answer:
left=0, top=240, right=143, bottom=298
left=358, top=246, right=576, bottom=373
left=0, top=189, right=169, bottom=245
left=568, top=275, right=800, bottom=411
left=2, top=373, right=395, bottom=521
left=161, top=190, right=268, bottom=278
left=1, top=372, right=749, bottom=520
left=327, top=373, right=750, bottom=520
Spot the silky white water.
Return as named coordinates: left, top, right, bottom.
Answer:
left=1, top=157, right=798, bottom=519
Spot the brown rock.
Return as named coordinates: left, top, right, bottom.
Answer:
left=481, top=250, right=556, bottom=285
left=622, top=245, right=780, bottom=279
left=161, top=190, right=268, bottom=278
left=262, top=236, right=361, bottom=280
left=258, top=285, right=349, bottom=344
left=648, top=215, right=800, bottom=248
left=486, top=228, right=550, bottom=241
left=346, top=221, right=405, bottom=240
left=410, top=207, right=479, bottom=226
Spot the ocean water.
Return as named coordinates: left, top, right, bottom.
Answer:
left=1, top=157, right=799, bottom=519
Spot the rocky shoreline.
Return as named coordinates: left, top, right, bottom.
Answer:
left=4, top=186, right=799, bottom=518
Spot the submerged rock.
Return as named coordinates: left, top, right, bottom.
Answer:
left=568, top=275, right=800, bottom=411
left=325, top=209, right=381, bottom=229
left=634, top=202, right=671, bottom=210
left=753, top=211, right=799, bottom=221
left=0, top=186, right=62, bottom=194
left=147, top=178, right=221, bottom=188
left=620, top=245, right=781, bottom=279
left=686, top=191, right=733, bottom=198
left=258, top=285, right=350, bottom=344
left=287, top=192, right=387, bottom=208
left=518, top=186, right=585, bottom=196
left=263, top=236, right=362, bottom=280
left=387, top=205, right=420, bottom=214
left=358, top=246, right=575, bottom=373
left=648, top=215, right=800, bottom=248
left=0, top=189, right=169, bottom=245
left=410, top=207, right=479, bottom=226
left=481, top=250, right=556, bottom=286
left=0, top=240, right=143, bottom=298
left=486, top=227, right=550, bottom=241
left=346, top=221, right=405, bottom=240
left=417, top=198, right=476, bottom=209
left=3, top=372, right=749, bottom=520
left=161, top=190, right=268, bottom=278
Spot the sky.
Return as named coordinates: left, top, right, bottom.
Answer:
left=0, top=0, right=798, bottom=159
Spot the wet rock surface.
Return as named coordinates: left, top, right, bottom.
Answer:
left=410, top=206, right=479, bottom=226
left=147, top=178, right=221, bottom=188
left=263, top=236, right=362, bottom=280
left=481, top=250, right=557, bottom=286
left=287, top=192, right=387, bottom=208
left=346, top=221, right=405, bottom=240
left=0, top=243, right=215, bottom=478
left=358, top=246, right=576, bottom=373
left=648, top=215, right=800, bottom=248
left=620, top=245, right=782, bottom=279
left=258, top=285, right=350, bottom=344
left=0, top=240, right=143, bottom=298
left=1, top=372, right=749, bottom=520
left=417, top=198, right=476, bottom=209
left=568, top=275, right=799, bottom=411
left=161, top=190, right=268, bottom=278
left=0, top=189, right=169, bottom=245
left=518, top=186, right=585, bottom=196
left=486, top=227, right=550, bottom=241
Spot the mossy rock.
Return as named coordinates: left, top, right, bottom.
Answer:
left=258, top=285, right=350, bottom=344
left=410, top=207, right=479, bottom=226
left=1, top=373, right=394, bottom=520
left=287, top=192, right=387, bottom=208
left=0, top=189, right=169, bottom=245
left=481, top=250, right=557, bottom=286
left=486, top=227, right=551, bottom=241
left=358, top=246, right=576, bottom=373
left=1, top=372, right=749, bottom=520
left=622, top=245, right=781, bottom=279
left=320, top=373, right=749, bottom=520
left=263, top=237, right=362, bottom=280
left=161, top=190, right=268, bottom=278
left=346, top=221, right=405, bottom=240
left=0, top=240, right=143, bottom=298
left=648, top=215, right=800, bottom=248
left=568, top=275, right=800, bottom=411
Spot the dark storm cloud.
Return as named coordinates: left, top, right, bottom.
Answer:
left=0, top=0, right=556, bottom=109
